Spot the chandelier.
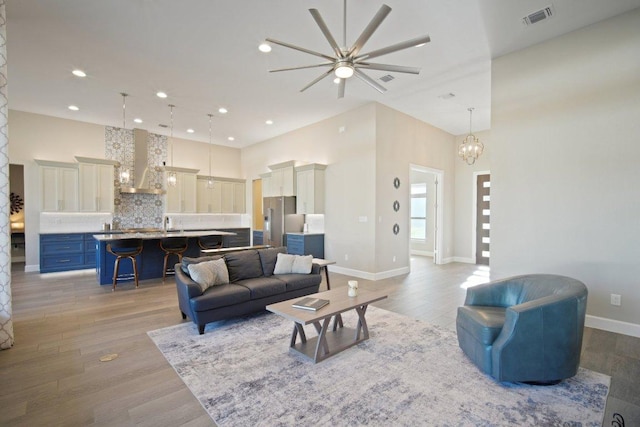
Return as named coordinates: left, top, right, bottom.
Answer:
left=458, top=107, right=484, bottom=165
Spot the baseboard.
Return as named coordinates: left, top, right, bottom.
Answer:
left=585, top=315, right=640, bottom=338
left=410, top=250, right=433, bottom=257
left=451, top=257, right=475, bottom=264
left=25, top=264, right=40, bottom=273
left=328, top=265, right=409, bottom=281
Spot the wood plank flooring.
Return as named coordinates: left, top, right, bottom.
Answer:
left=1, top=257, right=638, bottom=426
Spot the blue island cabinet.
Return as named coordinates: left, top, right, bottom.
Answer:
left=285, top=233, right=324, bottom=259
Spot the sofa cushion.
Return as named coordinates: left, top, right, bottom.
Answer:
left=258, top=246, right=287, bottom=277
left=181, top=255, right=223, bottom=275
left=456, top=305, right=506, bottom=346
left=190, top=284, right=251, bottom=312
left=224, top=250, right=264, bottom=282
left=187, top=259, right=229, bottom=292
left=235, top=277, right=286, bottom=299
left=273, top=253, right=313, bottom=275
left=274, top=273, right=322, bottom=292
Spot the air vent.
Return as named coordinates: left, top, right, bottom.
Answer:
left=522, top=5, right=554, bottom=26
left=379, top=74, right=395, bottom=83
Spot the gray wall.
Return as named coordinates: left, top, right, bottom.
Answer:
left=491, top=9, right=640, bottom=328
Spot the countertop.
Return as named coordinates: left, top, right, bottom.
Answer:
left=93, top=229, right=236, bottom=241
left=285, top=232, right=325, bottom=236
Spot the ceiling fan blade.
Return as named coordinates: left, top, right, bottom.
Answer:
left=309, top=9, right=343, bottom=58
left=338, top=78, right=346, bottom=99
left=349, top=4, right=392, bottom=57
left=354, top=35, right=431, bottom=61
left=270, top=63, right=334, bottom=73
left=355, top=62, right=421, bottom=75
left=300, top=68, right=334, bottom=92
left=265, top=38, right=335, bottom=61
left=353, top=69, right=387, bottom=94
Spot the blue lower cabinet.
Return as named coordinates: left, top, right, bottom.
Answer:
left=285, top=233, right=324, bottom=258
left=253, top=230, right=263, bottom=245
left=40, top=233, right=96, bottom=273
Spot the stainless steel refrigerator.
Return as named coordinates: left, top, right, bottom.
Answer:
left=263, top=196, right=303, bottom=247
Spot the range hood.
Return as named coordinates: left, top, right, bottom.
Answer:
left=119, top=128, right=166, bottom=195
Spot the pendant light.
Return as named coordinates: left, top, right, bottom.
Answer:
left=458, top=107, right=484, bottom=165
left=119, top=93, right=130, bottom=184
left=206, top=113, right=214, bottom=189
left=166, top=104, right=177, bottom=187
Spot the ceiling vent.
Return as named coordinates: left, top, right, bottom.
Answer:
left=379, top=74, right=395, bottom=83
left=522, top=5, right=554, bottom=26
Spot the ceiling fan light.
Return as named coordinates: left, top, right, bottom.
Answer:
left=335, top=64, right=354, bottom=79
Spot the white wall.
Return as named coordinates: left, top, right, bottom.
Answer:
left=170, top=135, right=242, bottom=179
left=375, top=104, right=456, bottom=271
left=452, top=129, right=491, bottom=263
left=491, top=9, right=640, bottom=328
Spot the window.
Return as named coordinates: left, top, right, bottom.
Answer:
left=411, top=183, right=427, bottom=240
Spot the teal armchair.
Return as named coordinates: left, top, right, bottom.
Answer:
left=456, top=274, right=588, bottom=383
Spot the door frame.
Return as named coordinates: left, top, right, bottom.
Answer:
left=409, top=164, right=444, bottom=265
left=472, top=170, right=491, bottom=265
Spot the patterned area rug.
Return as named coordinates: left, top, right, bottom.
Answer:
left=148, top=307, right=610, bottom=426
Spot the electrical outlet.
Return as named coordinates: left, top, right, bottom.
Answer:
left=344, top=254, right=349, bottom=261
left=610, top=294, right=621, bottom=306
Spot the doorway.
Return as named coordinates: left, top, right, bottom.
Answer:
left=10, top=164, right=26, bottom=263
left=410, top=164, right=444, bottom=265
left=475, top=173, right=490, bottom=265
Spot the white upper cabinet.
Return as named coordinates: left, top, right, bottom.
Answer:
left=76, top=158, right=117, bottom=212
left=197, top=176, right=245, bottom=213
left=267, top=161, right=296, bottom=196
left=36, top=160, right=79, bottom=212
left=295, top=163, right=326, bottom=214
left=165, top=168, right=198, bottom=213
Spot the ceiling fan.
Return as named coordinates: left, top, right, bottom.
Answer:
left=265, top=0, right=430, bottom=98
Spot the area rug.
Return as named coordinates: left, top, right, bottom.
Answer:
left=148, top=307, right=610, bottom=426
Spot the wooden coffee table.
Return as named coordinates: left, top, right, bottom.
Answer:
left=266, top=288, right=388, bottom=363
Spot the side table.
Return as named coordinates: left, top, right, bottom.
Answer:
left=312, top=258, right=336, bottom=290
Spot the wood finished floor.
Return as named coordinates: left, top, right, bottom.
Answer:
left=1, top=257, right=638, bottom=426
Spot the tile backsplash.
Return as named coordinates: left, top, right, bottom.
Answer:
left=105, top=126, right=166, bottom=229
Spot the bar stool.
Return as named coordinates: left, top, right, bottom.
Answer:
left=198, top=235, right=223, bottom=253
left=107, top=238, right=143, bottom=291
left=159, top=237, right=189, bottom=280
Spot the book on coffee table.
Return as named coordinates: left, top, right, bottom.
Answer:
left=292, top=297, right=329, bottom=311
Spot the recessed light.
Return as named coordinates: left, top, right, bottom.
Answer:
left=333, top=78, right=341, bottom=84
left=227, top=136, right=235, bottom=141
left=72, top=69, right=86, bottom=77
left=258, top=43, right=272, bottom=53
left=133, top=118, right=143, bottom=124
left=265, top=120, right=273, bottom=125
left=68, top=105, right=79, bottom=111
left=218, top=107, right=228, bottom=114
left=187, top=128, right=195, bottom=133
left=156, top=91, right=168, bottom=99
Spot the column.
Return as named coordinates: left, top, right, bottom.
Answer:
left=0, top=0, right=14, bottom=350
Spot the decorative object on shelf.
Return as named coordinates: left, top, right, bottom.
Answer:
left=167, top=104, right=177, bottom=187
left=264, top=0, right=430, bottom=98
left=119, top=93, right=130, bottom=185
left=393, top=223, right=400, bottom=235
left=10, top=192, right=23, bottom=214
left=393, top=200, right=400, bottom=212
left=348, top=280, right=358, bottom=297
left=206, top=113, right=214, bottom=189
left=458, top=107, right=484, bottom=165
left=393, top=177, right=400, bottom=189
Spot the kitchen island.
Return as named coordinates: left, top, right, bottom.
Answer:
left=93, top=229, right=240, bottom=285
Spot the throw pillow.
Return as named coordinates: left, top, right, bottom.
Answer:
left=292, top=255, right=313, bottom=274
left=181, top=255, right=222, bottom=275
left=187, top=259, right=229, bottom=292
left=273, top=253, right=296, bottom=275
left=273, top=253, right=313, bottom=275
